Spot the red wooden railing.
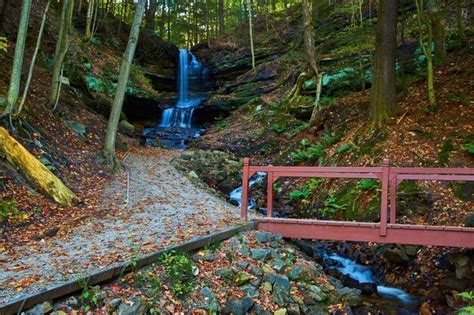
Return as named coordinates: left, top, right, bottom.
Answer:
left=241, top=158, right=474, bottom=248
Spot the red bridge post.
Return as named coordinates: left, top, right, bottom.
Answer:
left=267, top=171, right=274, bottom=218
left=380, top=159, right=390, bottom=236
left=241, top=158, right=250, bottom=221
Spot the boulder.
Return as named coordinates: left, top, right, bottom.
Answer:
left=25, top=301, right=53, bottom=315
left=223, top=297, right=254, bottom=315
left=117, top=297, right=148, bottom=315
left=234, top=271, right=252, bottom=286
left=288, top=264, right=321, bottom=283
left=272, top=275, right=291, bottom=306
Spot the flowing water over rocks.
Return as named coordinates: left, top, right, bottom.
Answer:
left=145, top=49, right=209, bottom=149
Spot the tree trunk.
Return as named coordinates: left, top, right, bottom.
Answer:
left=0, top=0, right=9, bottom=30
left=84, top=0, right=94, bottom=41
left=246, top=0, right=255, bottom=71
left=218, top=0, right=225, bottom=36
left=416, top=0, right=437, bottom=110
left=428, top=0, right=446, bottom=62
left=369, top=0, right=398, bottom=127
left=145, top=0, right=157, bottom=30
left=456, top=0, right=467, bottom=46
left=48, top=0, right=74, bottom=110
left=101, top=0, right=146, bottom=170
left=206, top=0, right=211, bottom=48
left=4, top=0, right=32, bottom=115
left=16, top=0, right=51, bottom=116
left=0, top=127, right=77, bottom=206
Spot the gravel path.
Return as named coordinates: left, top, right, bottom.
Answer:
left=0, top=148, right=241, bottom=305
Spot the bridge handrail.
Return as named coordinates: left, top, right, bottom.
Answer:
left=240, top=158, right=474, bottom=238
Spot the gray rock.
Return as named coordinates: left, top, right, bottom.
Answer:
left=119, top=120, right=135, bottom=135
left=384, top=248, right=409, bottom=264
left=238, top=261, right=250, bottom=269
left=251, top=249, right=272, bottom=262
left=65, top=120, right=87, bottom=139
left=239, top=245, right=251, bottom=257
left=192, top=250, right=215, bottom=262
left=272, top=275, right=291, bottom=306
left=25, top=301, right=53, bottom=315
left=234, top=271, right=252, bottom=286
left=288, top=264, right=320, bottom=283
left=271, top=260, right=287, bottom=272
left=118, top=297, right=147, bottom=315
left=287, top=303, right=301, bottom=315
left=338, top=287, right=362, bottom=306
left=254, top=232, right=274, bottom=243
left=200, top=287, right=221, bottom=312
left=241, top=285, right=259, bottom=298
left=250, top=266, right=263, bottom=276
left=252, top=303, right=272, bottom=315
left=223, top=297, right=254, bottom=315
left=109, top=298, right=122, bottom=309
left=448, top=254, right=472, bottom=279
left=306, top=284, right=327, bottom=302
left=65, top=296, right=79, bottom=308
left=217, top=267, right=234, bottom=282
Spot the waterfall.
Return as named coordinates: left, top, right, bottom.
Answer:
left=159, top=49, right=204, bottom=128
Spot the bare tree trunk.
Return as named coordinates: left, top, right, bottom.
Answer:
left=145, top=0, right=157, bottom=30
left=456, top=0, right=467, bottom=46
left=369, top=0, right=398, bottom=127
left=3, top=0, right=32, bottom=115
left=48, top=0, right=74, bottom=110
left=84, top=0, right=94, bottom=41
left=206, top=0, right=211, bottom=48
left=428, top=0, right=446, bottom=62
left=218, top=0, right=225, bottom=36
left=16, top=0, right=51, bottom=116
left=416, top=0, right=437, bottom=110
left=101, top=0, right=146, bottom=171
left=246, top=0, right=255, bottom=71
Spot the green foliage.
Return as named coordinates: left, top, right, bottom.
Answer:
left=322, top=133, right=341, bottom=146
left=78, top=278, right=101, bottom=311
left=353, top=179, right=379, bottom=193
left=336, top=142, right=357, bottom=154
left=269, top=122, right=286, bottom=134
left=215, top=120, right=229, bottom=131
left=0, top=200, right=19, bottom=223
left=0, top=37, right=7, bottom=53
left=438, top=140, right=454, bottom=166
left=291, top=142, right=325, bottom=164
left=445, top=91, right=469, bottom=106
left=463, top=143, right=474, bottom=155
left=133, top=268, right=161, bottom=299
left=289, top=179, right=322, bottom=201
left=284, top=123, right=309, bottom=138
left=321, top=193, right=347, bottom=218
left=458, top=291, right=474, bottom=314
left=160, top=251, right=195, bottom=297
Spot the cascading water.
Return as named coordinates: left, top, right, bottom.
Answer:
left=145, top=49, right=207, bottom=148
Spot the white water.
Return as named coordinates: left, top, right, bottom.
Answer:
left=159, top=49, right=205, bottom=128
left=229, top=172, right=267, bottom=208
left=326, top=253, right=416, bottom=305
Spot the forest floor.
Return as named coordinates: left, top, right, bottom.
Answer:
left=0, top=147, right=241, bottom=305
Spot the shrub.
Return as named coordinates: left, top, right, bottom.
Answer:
left=160, top=251, right=195, bottom=297
left=463, top=143, right=474, bottom=155
left=336, top=142, right=357, bottom=154
left=292, top=142, right=325, bottom=163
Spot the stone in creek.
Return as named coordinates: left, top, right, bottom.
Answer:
left=448, top=253, right=472, bottom=279
left=117, top=297, right=148, bottom=315
left=271, top=260, right=287, bottom=272
left=222, top=297, right=254, bottom=315
left=305, top=284, right=327, bottom=302
left=25, top=301, right=53, bottom=315
left=272, top=275, right=291, bottom=306
left=234, top=271, right=252, bottom=286
left=383, top=247, right=409, bottom=264
left=338, top=287, right=362, bottom=306
left=254, top=232, right=274, bottom=243
left=250, top=248, right=273, bottom=262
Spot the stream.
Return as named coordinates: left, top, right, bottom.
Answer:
left=229, top=179, right=419, bottom=313
left=144, top=49, right=208, bottom=149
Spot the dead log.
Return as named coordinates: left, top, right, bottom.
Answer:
left=0, top=127, right=77, bottom=206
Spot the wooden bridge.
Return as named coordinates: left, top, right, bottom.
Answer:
left=240, top=158, right=474, bottom=248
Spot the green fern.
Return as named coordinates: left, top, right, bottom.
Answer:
left=0, top=37, right=7, bottom=53
left=463, top=143, right=474, bottom=155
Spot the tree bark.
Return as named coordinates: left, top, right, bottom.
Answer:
left=84, top=0, right=94, bottom=41
left=0, top=127, right=77, bottom=206
left=101, top=0, right=146, bottom=170
left=428, top=0, right=446, bottom=61
left=246, top=0, right=255, bottom=71
left=145, top=0, right=157, bottom=30
left=456, top=0, right=467, bottom=46
left=369, top=0, right=398, bottom=127
left=218, top=0, right=225, bottom=36
left=416, top=0, right=437, bottom=110
left=0, top=0, right=8, bottom=31
left=17, top=0, right=51, bottom=116
left=48, top=0, right=74, bottom=110
left=4, top=0, right=32, bottom=115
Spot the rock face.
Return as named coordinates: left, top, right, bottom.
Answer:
left=174, top=149, right=243, bottom=194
